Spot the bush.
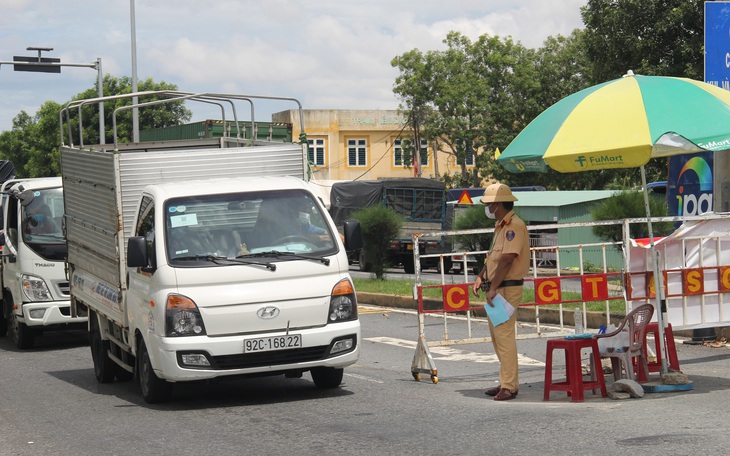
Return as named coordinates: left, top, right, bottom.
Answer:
left=350, top=205, right=403, bottom=279
left=591, top=190, right=675, bottom=245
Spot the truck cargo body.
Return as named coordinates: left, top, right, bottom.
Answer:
left=61, top=92, right=361, bottom=402
left=0, top=177, right=86, bottom=348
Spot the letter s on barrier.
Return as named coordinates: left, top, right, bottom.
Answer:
left=683, top=268, right=703, bottom=295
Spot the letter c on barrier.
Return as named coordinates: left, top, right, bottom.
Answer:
left=443, top=284, right=469, bottom=311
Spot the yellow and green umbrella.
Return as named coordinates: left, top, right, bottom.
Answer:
left=497, top=72, right=730, bottom=377
left=497, top=72, right=730, bottom=173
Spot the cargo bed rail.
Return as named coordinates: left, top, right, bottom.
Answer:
left=59, top=91, right=305, bottom=151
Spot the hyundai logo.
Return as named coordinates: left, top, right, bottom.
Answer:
left=257, top=306, right=280, bottom=319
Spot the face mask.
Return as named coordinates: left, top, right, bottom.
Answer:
left=485, top=204, right=496, bottom=220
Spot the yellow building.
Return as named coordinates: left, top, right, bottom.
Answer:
left=272, top=109, right=472, bottom=181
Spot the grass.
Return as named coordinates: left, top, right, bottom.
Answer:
left=353, top=277, right=626, bottom=314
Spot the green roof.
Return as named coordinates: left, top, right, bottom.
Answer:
left=512, top=190, right=618, bottom=207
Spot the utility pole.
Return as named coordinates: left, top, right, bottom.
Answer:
left=130, top=0, right=140, bottom=143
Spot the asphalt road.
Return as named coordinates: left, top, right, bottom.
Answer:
left=1, top=305, right=729, bottom=455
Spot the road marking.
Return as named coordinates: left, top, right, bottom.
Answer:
left=365, top=336, right=544, bottom=366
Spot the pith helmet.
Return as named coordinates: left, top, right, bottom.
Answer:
left=480, top=182, right=517, bottom=203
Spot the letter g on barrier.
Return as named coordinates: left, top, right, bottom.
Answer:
left=535, top=278, right=561, bottom=305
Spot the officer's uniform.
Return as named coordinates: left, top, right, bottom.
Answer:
left=486, top=209, right=530, bottom=393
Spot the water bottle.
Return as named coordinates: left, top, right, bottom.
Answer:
left=574, top=307, right=584, bottom=334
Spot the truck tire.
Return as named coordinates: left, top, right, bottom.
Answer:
left=138, top=338, right=173, bottom=403
left=6, top=296, right=34, bottom=349
left=310, top=367, right=344, bottom=388
left=437, top=258, right=453, bottom=274
left=90, top=313, right=115, bottom=383
left=358, top=250, right=372, bottom=272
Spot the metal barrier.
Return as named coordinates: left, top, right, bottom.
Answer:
left=409, top=214, right=730, bottom=382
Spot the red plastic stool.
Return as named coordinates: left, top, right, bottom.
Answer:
left=544, top=337, right=607, bottom=402
left=641, top=322, right=680, bottom=378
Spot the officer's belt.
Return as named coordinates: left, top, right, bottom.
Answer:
left=484, top=279, right=524, bottom=289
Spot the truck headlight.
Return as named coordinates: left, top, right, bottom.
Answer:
left=165, top=294, right=207, bottom=337
left=328, top=279, right=358, bottom=323
left=21, top=274, right=53, bottom=302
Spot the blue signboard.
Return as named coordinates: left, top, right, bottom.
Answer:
left=705, top=1, right=730, bottom=87
left=667, top=2, right=730, bottom=215
left=666, top=151, right=714, bottom=217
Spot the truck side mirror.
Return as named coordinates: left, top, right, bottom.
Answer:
left=127, top=236, right=151, bottom=269
left=343, top=220, right=363, bottom=252
left=17, top=189, right=35, bottom=207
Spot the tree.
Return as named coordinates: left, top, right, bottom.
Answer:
left=591, top=190, right=675, bottom=245
left=392, top=32, right=542, bottom=188
left=71, top=75, right=191, bottom=145
left=581, top=0, right=704, bottom=83
left=0, top=75, right=191, bottom=178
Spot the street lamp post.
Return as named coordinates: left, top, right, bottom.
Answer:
left=0, top=47, right=105, bottom=144
left=130, top=0, right=139, bottom=143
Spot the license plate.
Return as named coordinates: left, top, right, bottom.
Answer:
left=243, top=334, right=302, bottom=353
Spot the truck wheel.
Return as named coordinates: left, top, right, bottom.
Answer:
left=7, top=301, right=34, bottom=349
left=138, top=338, right=173, bottom=403
left=90, top=314, right=115, bottom=383
left=358, top=250, right=371, bottom=272
left=311, top=367, right=344, bottom=388
left=437, top=258, right=453, bottom=274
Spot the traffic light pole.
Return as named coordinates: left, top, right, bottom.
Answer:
left=0, top=50, right=104, bottom=144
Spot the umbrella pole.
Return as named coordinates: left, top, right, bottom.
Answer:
left=640, top=165, right=669, bottom=376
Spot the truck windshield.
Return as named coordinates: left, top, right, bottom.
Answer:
left=21, top=187, right=65, bottom=244
left=165, top=188, right=338, bottom=264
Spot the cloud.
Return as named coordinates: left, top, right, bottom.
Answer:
left=0, top=0, right=587, bottom=132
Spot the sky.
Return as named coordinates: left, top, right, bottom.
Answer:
left=0, top=0, right=587, bottom=134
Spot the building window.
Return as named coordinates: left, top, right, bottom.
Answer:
left=393, top=138, right=428, bottom=167
left=393, top=138, right=406, bottom=166
left=348, top=138, right=367, bottom=167
left=418, top=140, right=429, bottom=167
left=307, top=138, right=326, bottom=166
left=456, top=151, right=475, bottom=166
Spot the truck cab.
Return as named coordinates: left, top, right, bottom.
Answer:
left=0, top=177, right=86, bottom=348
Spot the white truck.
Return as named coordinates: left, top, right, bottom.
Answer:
left=60, top=91, right=363, bottom=403
left=0, top=175, right=86, bottom=348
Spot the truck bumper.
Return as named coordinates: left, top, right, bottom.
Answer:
left=146, top=320, right=361, bottom=382
left=21, top=301, right=88, bottom=327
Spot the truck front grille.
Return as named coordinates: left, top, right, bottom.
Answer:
left=57, top=281, right=70, bottom=297
left=209, top=345, right=329, bottom=370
